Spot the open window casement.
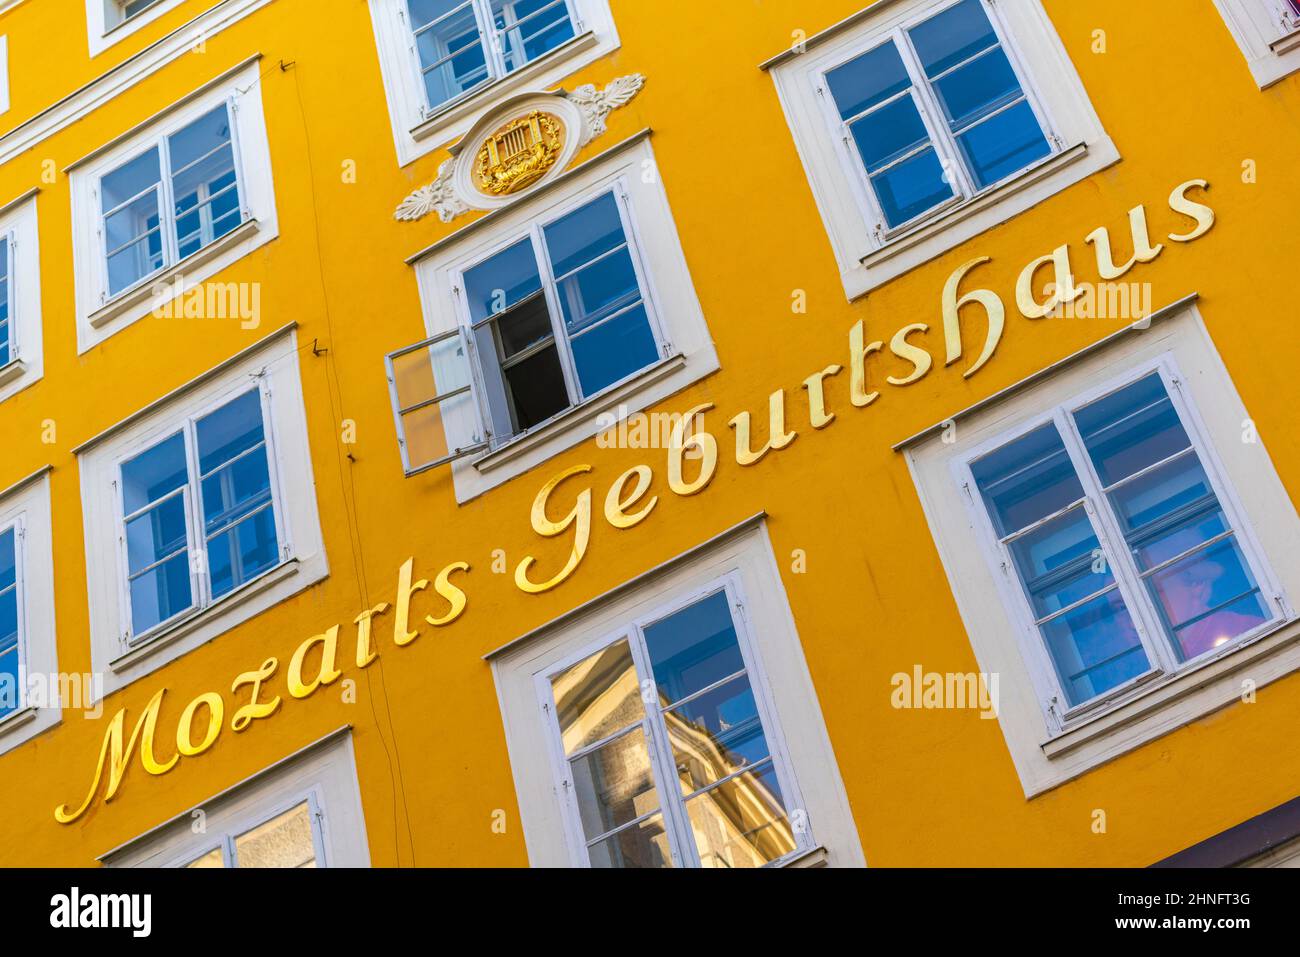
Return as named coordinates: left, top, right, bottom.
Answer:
left=385, top=328, right=489, bottom=476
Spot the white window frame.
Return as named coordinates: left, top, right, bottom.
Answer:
left=111, top=379, right=291, bottom=647
left=405, top=133, right=719, bottom=503
left=367, top=0, right=620, bottom=164
left=958, top=357, right=1287, bottom=728
left=490, top=518, right=864, bottom=868
left=0, top=469, right=59, bottom=756
left=77, top=326, right=327, bottom=698
left=1212, top=0, right=1300, bottom=87
left=767, top=0, right=1118, bottom=300
left=0, top=189, right=43, bottom=403
left=68, top=59, right=279, bottom=354
left=85, top=0, right=186, bottom=58
left=904, top=301, right=1300, bottom=796
left=103, top=729, right=370, bottom=868
left=0, top=35, right=9, bottom=116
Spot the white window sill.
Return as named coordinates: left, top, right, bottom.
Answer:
left=1272, top=26, right=1300, bottom=54
left=409, top=31, right=599, bottom=146
left=860, top=142, right=1089, bottom=272
left=779, top=845, right=829, bottom=868
left=1041, top=615, right=1299, bottom=762
left=0, top=706, right=38, bottom=739
left=87, top=217, right=260, bottom=331
left=472, top=352, right=687, bottom=476
left=0, top=358, right=27, bottom=388
left=109, top=557, right=300, bottom=673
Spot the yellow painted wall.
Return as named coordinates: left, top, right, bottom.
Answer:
left=0, top=0, right=1297, bottom=866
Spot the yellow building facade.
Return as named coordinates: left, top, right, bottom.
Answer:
left=1, top=0, right=1299, bottom=868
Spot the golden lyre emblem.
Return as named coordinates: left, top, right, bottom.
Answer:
left=473, top=111, right=565, bottom=196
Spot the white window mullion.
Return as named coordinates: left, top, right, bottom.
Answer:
left=610, top=181, right=671, bottom=358
left=627, top=627, right=698, bottom=869
left=531, top=224, right=583, bottom=407
left=1053, top=407, right=1178, bottom=677
left=181, top=419, right=209, bottom=611
left=471, top=0, right=507, bottom=81
left=156, top=135, right=181, bottom=272
left=895, top=25, right=977, bottom=202
left=977, top=0, right=1062, bottom=150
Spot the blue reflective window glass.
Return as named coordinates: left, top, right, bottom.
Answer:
left=909, top=0, right=998, bottom=76
left=121, top=432, right=193, bottom=635
left=0, top=528, right=18, bottom=719
left=0, top=237, right=11, bottom=367
left=409, top=0, right=490, bottom=110
left=197, top=391, right=278, bottom=599
left=643, top=591, right=746, bottom=706
left=169, top=105, right=241, bottom=259
left=543, top=193, right=657, bottom=396
left=1041, top=591, right=1147, bottom=706
left=971, top=423, right=1082, bottom=537
left=101, top=147, right=164, bottom=296
left=494, top=0, right=575, bottom=72
left=464, top=237, right=543, bottom=325
left=826, top=42, right=911, bottom=121
left=1076, top=373, right=1270, bottom=661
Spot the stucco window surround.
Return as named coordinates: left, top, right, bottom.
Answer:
left=102, top=728, right=370, bottom=867
left=1212, top=0, right=1300, bottom=87
left=75, top=324, right=327, bottom=700
left=763, top=0, right=1119, bottom=300
left=0, top=188, right=43, bottom=404
left=67, top=56, right=279, bottom=355
left=85, top=0, right=195, bottom=58
left=901, top=299, right=1300, bottom=796
left=488, top=516, right=863, bottom=869
left=0, top=468, right=60, bottom=757
left=404, top=132, right=719, bottom=503
left=367, top=0, right=620, bottom=165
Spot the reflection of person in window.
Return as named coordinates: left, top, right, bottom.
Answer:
left=1160, top=559, right=1262, bottom=661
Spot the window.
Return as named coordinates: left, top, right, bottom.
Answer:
left=903, top=302, right=1300, bottom=795
left=100, top=103, right=244, bottom=299
left=492, top=521, right=863, bottom=867
left=825, top=0, right=1051, bottom=231
left=84, top=0, right=190, bottom=57
left=0, top=36, right=9, bottom=117
left=183, top=799, right=322, bottom=868
left=394, top=135, right=719, bottom=501
left=70, top=61, right=278, bottom=352
left=766, top=0, right=1117, bottom=298
left=113, top=0, right=163, bottom=24
left=104, top=730, right=370, bottom=868
left=0, top=191, right=43, bottom=400
left=368, top=0, right=620, bottom=165
left=545, top=589, right=800, bottom=868
left=407, top=0, right=577, bottom=113
left=0, top=525, right=20, bottom=722
left=119, top=387, right=282, bottom=642
left=0, top=469, right=59, bottom=754
left=1212, top=1, right=1300, bottom=87
left=0, top=235, right=12, bottom=368
left=967, top=370, right=1280, bottom=714
left=79, top=327, right=326, bottom=695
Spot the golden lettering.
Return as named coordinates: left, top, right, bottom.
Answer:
left=353, top=603, right=390, bottom=667
left=802, top=364, right=843, bottom=429
left=176, top=692, right=223, bottom=757
left=230, top=657, right=282, bottom=732
left=515, top=465, right=593, bottom=594
left=1085, top=205, right=1163, bottom=279
left=729, top=390, right=796, bottom=466
left=287, top=625, right=343, bottom=699
left=393, top=558, right=428, bottom=646
left=1168, top=178, right=1214, bottom=242
left=886, top=323, right=933, bottom=386
left=941, top=256, right=1005, bottom=378
left=426, top=562, right=470, bottom=626
left=849, top=321, right=882, bottom=407
left=1016, top=244, right=1082, bottom=319
left=667, top=403, right=718, bottom=495
left=605, top=464, right=658, bottom=529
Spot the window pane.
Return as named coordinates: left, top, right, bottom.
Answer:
left=910, top=0, right=998, bottom=77
left=0, top=528, right=16, bottom=720
left=847, top=94, right=931, bottom=173
left=494, top=292, right=554, bottom=359
left=666, top=674, right=770, bottom=793
left=500, top=341, right=569, bottom=430
left=233, top=802, right=317, bottom=868
left=207, top=507, right=279, bottom=600
left=121, top=432, right=188, bottom=515
left=570, top=725, right=659, bottom=840
left=955, top=99, right=1051, bottom=189
left=586, top=813, right=672, bottom=868
left=169, top=106, right=241, bottom=258
left=1148, top=537, right=1270, bottom=661
left=494, top=0, right=575, bottom=72
left=1076, top=373, right=1192, bottom=486
left=543, top=192, right=626, bottom=278
left=825, top=41, right=911, bottom=121
left=551, top=639, right=645, bottom=754
left=643, top=591, right=746, bottom=707
left=1108, top=451, right=1214, bottom=541
left=197, top=390, right=265, bottom=474
left=184, top=848, right=224, bottom=868
left=101, top=147, right=161, bottom=215
left=128, top=552, right=193, bottom=635
left=932, top=46, right=1021, bottom=130
left=868, top=148, right=953, bottom=227
left=1040, top=590, right=1148, bottom=706
left=567, top=302, right=659, bottom=397
left=408, top=0, right=490, bottom=110
left=125, top=496, right=188, bottom=574
left=971, top=423, right=1083, bottom=537
left=104, top=192, right=163, bottom=296
left=684, top=761, right=797, bottom=868
left=464, top=238, right=542, bottom=324
left=1008, top=506, right=1113, bottom=619
left=553, top=241, right=641, bottom=336
left=0, top=237, right=11, bottom=366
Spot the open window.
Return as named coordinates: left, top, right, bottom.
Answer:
left=385, top=328, right=489, bottom=474
left=1212, top=0, right=1300, bottom=87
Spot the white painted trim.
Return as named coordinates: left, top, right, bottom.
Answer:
left=1212, top=0, right=1300, bottom=88
left=768, top=0, right=1118, bottom=300
left=102, top=728, right=370, bottom=867
left=409, top=135, right=719, bottom=502
left=491, top=519, right=865, bottom=868
left=904, top=302, right=1300, bottom=795
left=0, top=469, right=60, bottom=756
left=77, top=328, right=327, bottom=699
left=366, top=0, right=621, bottom=164
left=0, top=35, right=9, bottom=116
left=69, top=58, right=279, bottom=353
left=0, top=189, right=42, bottom=405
